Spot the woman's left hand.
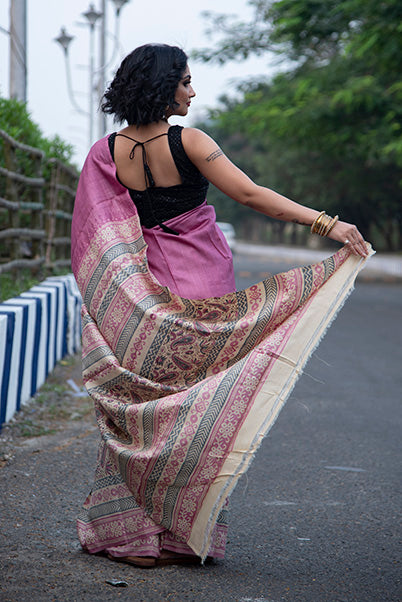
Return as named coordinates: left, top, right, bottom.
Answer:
left=327, top=221, right=368, bottom=257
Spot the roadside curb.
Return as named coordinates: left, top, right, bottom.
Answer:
left=0, top=275, right=82, bottom=430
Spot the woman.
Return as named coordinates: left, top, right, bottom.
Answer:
left=71, top=44, right=370, bottom=568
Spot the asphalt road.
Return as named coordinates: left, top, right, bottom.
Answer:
left=0, top=253, right=401, bottom=602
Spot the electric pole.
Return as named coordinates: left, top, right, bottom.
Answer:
left=9, top=0, right=27, bottom=102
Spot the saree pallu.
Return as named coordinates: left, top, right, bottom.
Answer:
left=72, top=138, right=373, bottom=560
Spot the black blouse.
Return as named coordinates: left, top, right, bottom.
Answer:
left=108, top=125, right=209, bottom=231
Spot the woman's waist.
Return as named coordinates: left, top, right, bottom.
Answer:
left=142, top=200, right=219, bottom=235
left=130, top=189, right=207, bottom=229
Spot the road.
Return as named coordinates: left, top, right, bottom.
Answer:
left=0, top=251, right=401, bottom=601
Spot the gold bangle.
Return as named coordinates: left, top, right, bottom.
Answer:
left=316, top=215, right=328, bottom=235
left=310, top=211, right=325, bottom=234
left=318, top=214, right=332, bottom=236
left=324, top=215, right=334, bottom=236
left=311, top=211, right=340, bottom=237
left=317, top=215, right=330, bottom=236
left=326, top=215, right=339, bottom=235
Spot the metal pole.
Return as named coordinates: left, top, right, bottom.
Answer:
left=89, top=22, right=95, bottom=146
left=54, top=28, right=88, bottom=117
left=98, top=0, right=107, bottom=138
left=9, top=0, right=27, bottom=101
left=82, top=3, right=102, bottom=146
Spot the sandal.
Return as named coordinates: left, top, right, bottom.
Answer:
left=107, top=553, right=157, bottom=567
left=107, top=550, right=202, bottom=568
left=156, top=551, right=201, bottom=567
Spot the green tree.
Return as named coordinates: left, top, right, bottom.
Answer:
left=0, top=96, right=75, bottom=166
left=194, top=0, right=402, bottom=250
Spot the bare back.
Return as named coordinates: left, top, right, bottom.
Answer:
left=113, top=127, right=183, bottom=191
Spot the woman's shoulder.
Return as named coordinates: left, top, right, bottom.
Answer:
left=180, top=128, right=218, bottom=160
left=85, top=135, right=114, bottom=164
left=168, top=125, right=205, bottom=140
left=181, top=127, right=212, bottom=142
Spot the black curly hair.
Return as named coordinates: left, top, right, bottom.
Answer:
left=101, top=44, right=188, bottom=126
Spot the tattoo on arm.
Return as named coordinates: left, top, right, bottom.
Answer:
left=206, top=149, right=223, bottom=162
left=292, top=218, right=310, bottom=225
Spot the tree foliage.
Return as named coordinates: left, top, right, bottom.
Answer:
left=193, top=0, right=402, bottom=250
left=0, top=96, right=75, bottom=166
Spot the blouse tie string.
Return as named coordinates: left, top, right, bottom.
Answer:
left=129, top=141, right=155, bottom=188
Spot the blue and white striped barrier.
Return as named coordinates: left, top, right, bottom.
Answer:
left=0, top=274, right=82, bottom=428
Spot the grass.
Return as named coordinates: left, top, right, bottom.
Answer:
left=0, top=267, right=72, bottom=303
left=18, top=419, right=58, bottom=438
left=0, top=353, right=93, bottom=442
left=0, top=270, right=41, bottom=302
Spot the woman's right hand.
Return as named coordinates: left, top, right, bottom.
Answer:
left=327, top=221, right=368, bottom=257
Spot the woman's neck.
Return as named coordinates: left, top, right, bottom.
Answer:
left=120, top=121, right=170, bottom=139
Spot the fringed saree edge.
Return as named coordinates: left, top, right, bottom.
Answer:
left=189, top=245, right=374, bottom=559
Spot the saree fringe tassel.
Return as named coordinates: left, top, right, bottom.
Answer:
left=72, top=138, right=374, bottom=560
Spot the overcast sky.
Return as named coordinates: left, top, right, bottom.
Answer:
left=0, top=0, right=275, bottom=166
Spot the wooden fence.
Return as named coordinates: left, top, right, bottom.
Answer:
left=0, top=129, right=79, bottom=275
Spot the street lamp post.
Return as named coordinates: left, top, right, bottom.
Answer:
left=54, top=0, right=130, bottom=149
left=54, top=28, right=88, bottom=119
left=97, top=0, right=130, bottom=137
left=9, top=0, right=27, bottom=102
left=82, top=4, right=102, bottom=146
left=99, top=0, right=107, bottom=138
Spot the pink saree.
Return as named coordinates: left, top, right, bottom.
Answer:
left=71, top=138, right=372, bottom=560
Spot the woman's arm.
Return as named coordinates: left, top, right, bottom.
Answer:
left=182, top=128, right=368, bottom=257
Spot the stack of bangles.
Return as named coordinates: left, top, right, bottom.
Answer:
left=310, top=211, right=339, bottom=237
